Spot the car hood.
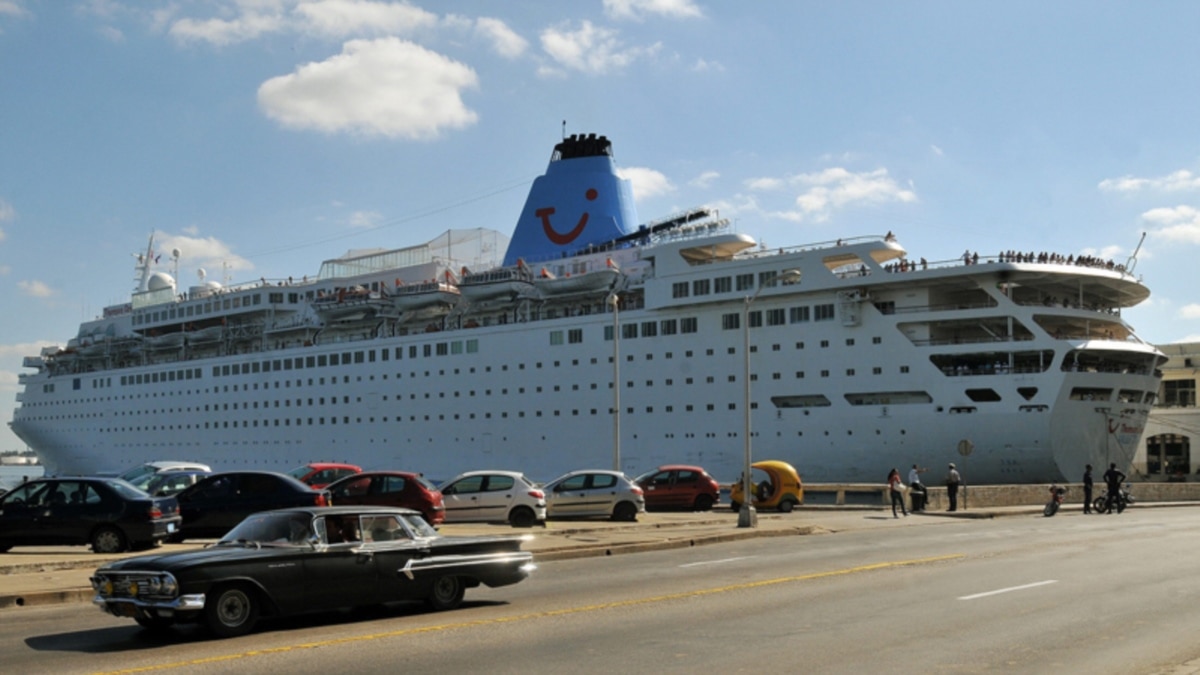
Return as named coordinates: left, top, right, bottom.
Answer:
left=96, top=544, right=303, bottom=573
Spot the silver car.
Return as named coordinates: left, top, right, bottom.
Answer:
left=439, top=471, right=547, bottom=527
left=542, top=470, right=646, bottom=522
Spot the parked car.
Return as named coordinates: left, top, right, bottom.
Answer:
left=439, top=471, right=546, bottom=527
left=91, top=505, right=535, bottom=637
left=171, top=471, right=330, bottom=541
left=0, top=477, right=181, bottom=553
left=729, top=460, right=804, bottom=513
left=542, top=470, right=645, bottom=521
left=144, top=470, right=213, bottom=497
left=285, top=462, right=363, bottom=489
left=325, top=471, right=445, bottom=526
left=118, top=461, right=213, bottom=492
left=634, top=465, right=721, bottom=511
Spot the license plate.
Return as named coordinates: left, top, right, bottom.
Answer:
left=167, top=522, right=177, bottom=533
left=117, top=603, right=138, bottom=617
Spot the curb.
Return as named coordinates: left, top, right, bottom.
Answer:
left=0, top=588, right=93, bottom=610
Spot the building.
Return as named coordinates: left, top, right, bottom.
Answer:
left=1136, top=342, right=1199, bottom=480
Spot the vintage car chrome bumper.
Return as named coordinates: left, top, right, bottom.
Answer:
left=93, top=593, right=206, bottom=614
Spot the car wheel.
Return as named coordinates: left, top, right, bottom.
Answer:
left=91, top=526, right=127, bottom=554
left=205, top=584, right=260, bottom=638
left=426, top=576, right=465, bottom=611
left=508, top=506, right=537, bottom=528
left=778, top=498, right=795, bottom=513
left=612, top=501, right=638, bottom=522
left=693, top=494, right=714, bottom=511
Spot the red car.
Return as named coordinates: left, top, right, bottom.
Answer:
left=634, top=465, right=721, bottom=511
left=286, top=462, right=363, bottom=489
left=325, top=471, right=445, bottom=526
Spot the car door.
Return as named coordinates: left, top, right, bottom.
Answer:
left=0, top=481, right=50, bottom=545
left=361, top=514, right=436, bottom=601
left=303, top=514, right=383, bottom=611
left=548, top=473, right=590, bottom=517
left=441, top=475, right=485, bottom=522
left=41, top=480, right=101, bottom=545
left=180, top=475, right=238, bottom=537
left=639, top=470, right=675, bottom=509
left=477, top=474, right=516, bottom=522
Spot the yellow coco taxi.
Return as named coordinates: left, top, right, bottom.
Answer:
left=729, top=460, right=804, bottom=513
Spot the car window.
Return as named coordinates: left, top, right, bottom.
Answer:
left=413, top=475, right=438, bottom=492
left=332, top=468, right=358, bottom=481
left=559, top=475, right=588, bottom=491
left=363, top=515, right=410, bottom=542
left=380, top=475, right=407, bottom=494
left=486, top=475, right=515, bottom=491
left=195, top=475, right=236, bottom=499
left=51, top=481, right=85, bottom=506
left=677, top=471, right=699, bottom=483
left=3, top=481, right=48, bottom=505
left=243, top=474, right=283, bottom=494
left=446, top=476, right=484, bottom=494
left=323, top=515, right=362, bottom=544
left=591, top=474, right=618, bottom=489
left=651, top=472, right=671, bottom=486
left=104, top=479, right=147, bottom=500
left=335, top=477, right=371, bottom=498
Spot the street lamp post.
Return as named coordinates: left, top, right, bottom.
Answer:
left=609, top=292, right=621, bottom=472
left=739, top=269, right=801, bottom=529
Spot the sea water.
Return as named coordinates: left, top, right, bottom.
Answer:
left=0, top=464, right=44, bottom=490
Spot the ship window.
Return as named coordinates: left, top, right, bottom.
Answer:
left=1070, top=387, right=1112, bottom=401
left=409, top=346, right=418, bottom=358
left=771, top=395, right=831, bottom=408
left=306, top=356, right=316, bottom=368
left=423, top=345, right=432, bottom=357
left=681, top=317, right=698, bottom=333
left=355, top=351, right=365, bottom=363
left=604, top=325, right=614, bottom=341
left=821, top=370, right=829, bottom=377
left=568, top=329, right=582, bottom=344
left=749, top=310, right=762, bottom=328
left=736, top=273, right=753, bottom=291
left=767, top=309, right=785, bottom=326
left=844, top=391, right=933, bottom=405
left=820, top=340, right=829, bottom=348
left=815, top=304, right=836, bottom=321
left=722, top=313, right=740, bottom=330
left=318, top=355, right=327, bottom=367
left=661, top=319, right=677, bottom=335
left=622, top=324, right=637, bottom=339
left=550, top=331, right=564, bottom=346
left=693, top=279, right=710, bottom=296
left=965, top=388, right=1002, bottom=402
left=452, top=341, right=464, bottom=354
left=789, top=306, right=809, bottom=323
left=715, top=277, right=732, bottom=293
left=873, top=367, right=882, bottom=375
left=672, top=282, right=689, bottom=299
left=641, top=322, right=657, bottom=337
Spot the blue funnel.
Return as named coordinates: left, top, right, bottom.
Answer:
left=502, top=134, right=639, bottom=267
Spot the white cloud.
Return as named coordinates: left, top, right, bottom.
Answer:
left=1141, top=205, right=1200, bottom=244
left=257, top=38, right=479, bottom=139
left=690, top=57, right=724, bottom=73
left=604, top=0, right=704, bottom=21
left=155, top=232, right=254, bottom=276
left=784, top=168, right=917, bottom=222
left=745, top=177, right=785, bottom=192
left=930, top=145, right=944, bottom=156
left=1179, top=304, right=1200, bottom=320
left=0, top=265, right=9, bottom=275
left=346, top=210, right=382, bottom=228
left=17, top=280, right=55, bottom=298
left=690, top=171, right=719, bottom=189
left=1078, top=244, right=1125, bottom=261
left=473, top=17, right=527, bottom=59
left=294, top=0, right=437, bottom=39
left=0, top=1, right=30, bottom=19
left=540, top=20, right=661, bottom=75
left=617, top=167, right=674, bottom=201
left=169, top=8, right=286, bottom=46
left=0, top=198, right=14, bottom=225
left=1099, top=170, right=1200, bottom=193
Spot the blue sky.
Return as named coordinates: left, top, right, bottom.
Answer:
left=2, top=0, right=1200, bottom=453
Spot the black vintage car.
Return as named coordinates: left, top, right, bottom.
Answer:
left=91, top=506, right=535, bottom=637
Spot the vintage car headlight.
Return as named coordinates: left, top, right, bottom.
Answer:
left=160, top=575, right=178, bottom=595
left=128, top=582, right=139, bottom=597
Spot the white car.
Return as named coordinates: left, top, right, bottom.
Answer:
left=117, top=461, right=213, bottom=491
left=542, top=470, right=646, bottom=522
left=439, top=471, right=547, bottom=527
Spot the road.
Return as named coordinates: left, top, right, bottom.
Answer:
left=4, top=508, right=1200, bottom=674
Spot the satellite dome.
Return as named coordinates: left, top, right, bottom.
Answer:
left=147, top=271, right=176, bottom=292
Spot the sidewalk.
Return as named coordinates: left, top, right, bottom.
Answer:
left=0, top=504, right=1053, bottom=610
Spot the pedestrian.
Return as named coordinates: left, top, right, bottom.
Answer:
left=1082, top=464, right=1094, bottom=514
left=887, top=468, right=908, bottom=518
left=946, top=463, right=962, bottom=512
left=1103, top=462, right=1126, bottom=514
left=908, top=464, right=927, bottom=512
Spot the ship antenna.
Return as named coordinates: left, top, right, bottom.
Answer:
left=562, top=119, right=566, bottom=140
left=135, top=232, right=155, bottom=292
left=1124, top=231, right=1146, bottom=275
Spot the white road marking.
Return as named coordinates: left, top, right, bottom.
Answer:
left=959, top=579, right=1058, bottom=600
left=680, top=556, right=754, bottom=568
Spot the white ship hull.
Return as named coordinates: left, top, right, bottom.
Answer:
left=10, top=134, right=1164, bottom=484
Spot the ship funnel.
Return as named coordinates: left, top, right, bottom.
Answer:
left=502, top=134, right=639, bottom=267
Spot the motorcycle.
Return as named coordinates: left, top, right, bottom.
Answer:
left=1043, top=484, right=1066, bottom=517
left=1093, top=484, right=1135, bottom=514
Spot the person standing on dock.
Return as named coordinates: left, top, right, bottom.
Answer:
left=887, top=468, right=908, bottom=518
left=1083, top=464, right=1094, bottom=514
left=946, top=463, right=962, bottom=512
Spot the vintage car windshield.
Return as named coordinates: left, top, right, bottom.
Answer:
left=401, top=513, right=438, bottom=537
left=219, top=512, right=313, bottom=546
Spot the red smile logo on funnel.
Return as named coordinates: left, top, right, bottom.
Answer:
left=536, top=188, right=598, bottom=245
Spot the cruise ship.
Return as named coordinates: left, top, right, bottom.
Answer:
left=10, top=134, right=1166, bottom=484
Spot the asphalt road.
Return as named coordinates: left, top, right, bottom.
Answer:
left=4, top=508, right=1200, bottom=674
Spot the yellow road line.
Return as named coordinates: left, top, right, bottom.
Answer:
left=95, top=553, right=963, bottom=674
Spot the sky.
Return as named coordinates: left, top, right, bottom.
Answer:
left=2, top=0, right=1200, bottom=453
